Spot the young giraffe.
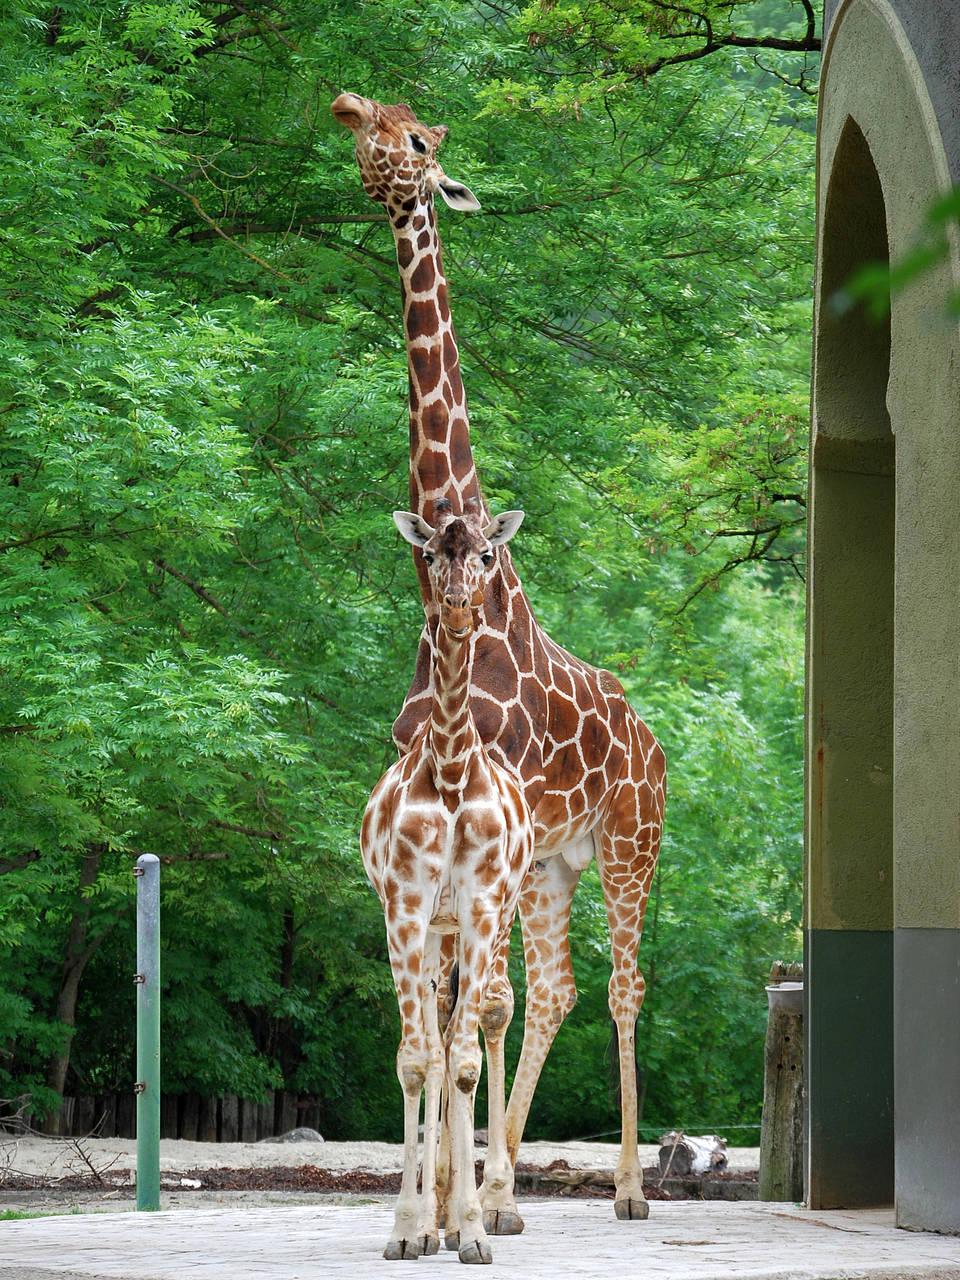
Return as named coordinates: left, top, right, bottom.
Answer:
left=333, top=92, right=665, bottom=1226
left=361, top=504, right=533, bottom=1265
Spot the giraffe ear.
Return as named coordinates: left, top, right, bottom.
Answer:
left=393, top=511, right=435, bottom=547
left=484, top=510, right=524, bottom=546
left=438, top=178, right=481, bottom=212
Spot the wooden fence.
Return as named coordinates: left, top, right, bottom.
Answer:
left=42, top=1090, right=321, bottom=1142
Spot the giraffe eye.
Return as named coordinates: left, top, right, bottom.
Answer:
left=481, top=552, right=494, bottom=567
left=422, top=552, right=434, bottom=566
left=410, top=133, right=427, bottom=155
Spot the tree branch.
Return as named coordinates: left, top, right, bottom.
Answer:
left=210, top=818, right=284, bottom=840
left=0, top=851, right=41, bottom=874
left=149, top=174, right=289, bottom=278
left=158, top=851, right=231, bottom=864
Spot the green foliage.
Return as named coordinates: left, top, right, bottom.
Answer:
left=846, top=185, right=960, bottom=318
left=1, top=0, right=812, bottom=1138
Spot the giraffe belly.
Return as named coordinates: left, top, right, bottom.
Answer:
left=428, top=912, right=460, bottom=935
left=428, top=881, right=459, bottom=933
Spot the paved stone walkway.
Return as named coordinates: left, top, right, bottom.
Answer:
left=2, top=1199, right=960, bottom=1280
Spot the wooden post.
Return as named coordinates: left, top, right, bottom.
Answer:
left=257, top=1091, right=275, bottom=1140
left=759, top=961, right=804, bottom=1202
left=197, top=1095, right=218, bottom=1143
left=238, top=1096, right=257, bottom=1142
left=180, top=1092, right=200, bottom=1142
left=160, top=1093, right=179, bottom=1140
left=220, top=1094, right=239, bottom=1143
left=99, top=1093, right=117, bottom=1138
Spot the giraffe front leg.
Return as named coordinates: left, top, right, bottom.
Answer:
left=447, top=934, right=496, bottom=1265
left=385, top=1045, right=427, bottom=1260
left=417, top=935, right=444, bottom=1256
left=448, top=1044, right=491, bottom=1265
left=383, top=919, right=435, bottom=1260
left=480, top=932, right=524, bottom=1237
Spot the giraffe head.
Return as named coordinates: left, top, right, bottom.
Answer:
left=331, top=92, right=480, bottom=215
left=393, top=503, right=523, bottom=639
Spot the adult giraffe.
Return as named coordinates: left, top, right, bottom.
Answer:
left=332, top=92, right=665, bottom=1225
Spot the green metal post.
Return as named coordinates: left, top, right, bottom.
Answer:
left=135, top=853, right=161, bottom=1211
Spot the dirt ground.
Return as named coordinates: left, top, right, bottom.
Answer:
left=0, top=1134, right=759, bottom=1216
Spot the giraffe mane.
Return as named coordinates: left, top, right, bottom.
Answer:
left=377, top=102, right=420, bottom=128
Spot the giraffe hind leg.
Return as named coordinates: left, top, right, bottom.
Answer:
left=597, top=772, right=662, bottom=1222
left=503, top=852, right=581, bottom=1164
left=480, top=926, right=524, bottom=1236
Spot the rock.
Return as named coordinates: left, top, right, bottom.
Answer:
left=259, top=1127, right=324, bottom=1144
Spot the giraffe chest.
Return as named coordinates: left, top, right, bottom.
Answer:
left=362, top=753, right=531, bottom=930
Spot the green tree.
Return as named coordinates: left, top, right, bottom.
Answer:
left=2, top=0, right=812, bottom=1138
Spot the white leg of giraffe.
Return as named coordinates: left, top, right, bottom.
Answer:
left=438, top=1083, right=458, bottom=1249
left=446, top=923, right=505, bottom=1265
left=479, top=925, right=523, bottom=1235
left=418, top=933, right=444, bottom=1255
left=435, top=937, right=457, bottom=1245
left=596, top=775, right=661, bottom=1221
left=383, top=922, right=443, bottom=1260
left=503, top=851, right=582, bottom=1164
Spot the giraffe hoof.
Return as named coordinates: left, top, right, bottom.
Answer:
left=445, top=1230, right=460, bottom=1251
left=419, top=1233, right=440, bottom=1256
left=614, top=1196, right=649, bottom=1221
left=383, top=1238, right=421, bottom=1260
left=483, top=1208, right=524, bottom=1235
left=459, top=1239, right=493, bottom=1264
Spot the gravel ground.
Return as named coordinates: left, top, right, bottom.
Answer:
left=0, top=1134, right=760, bottom=1215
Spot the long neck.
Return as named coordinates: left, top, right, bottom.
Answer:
left=428, top=624, right=480, bottom=791
left=392, top=198, right=527, bottom=634
left=392, top=199, right=485, bottom=528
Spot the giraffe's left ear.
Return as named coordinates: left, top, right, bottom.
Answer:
left=393, top=510, right=435, bottom=547
left=484, top=510, right=524, bottom=546
left=438, top=178, right=481, bottom=212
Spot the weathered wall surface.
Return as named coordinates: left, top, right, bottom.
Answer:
left=824, top=0, right=960, bottom=181
left=808, top=0, right=960, bottom=1233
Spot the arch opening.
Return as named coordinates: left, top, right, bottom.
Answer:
left=806, top=113, right=895, bottom=1209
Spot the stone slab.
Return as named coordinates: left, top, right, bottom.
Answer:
left=2, top=1199, right=959, bottom=1280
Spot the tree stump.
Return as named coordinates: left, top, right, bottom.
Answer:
left=759, top=961, right=804, bottom=1201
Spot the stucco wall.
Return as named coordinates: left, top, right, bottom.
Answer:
left=809, top=0, right=960, bottom=1232
left=823, top=0, right=960, bottom=182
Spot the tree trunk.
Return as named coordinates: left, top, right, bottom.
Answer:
left=42, top=846, right=104, bottom=1133
left=759, top=962, right=804, bottom=1201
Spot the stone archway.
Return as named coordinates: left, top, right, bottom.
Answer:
left=808, top=0, right=960, bottom=1232
left=807, top=109, right=895, bottom=1213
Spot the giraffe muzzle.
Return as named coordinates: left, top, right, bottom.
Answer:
left=441, top=599, right=473, bottom=638
left=331, top=93, right=368, bottom=131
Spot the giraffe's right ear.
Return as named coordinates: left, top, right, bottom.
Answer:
left=438, top=178, right=481, bottom=212
left=393, top=511, right=435, bottom=547
left=484, top=510, right=524, bottom=546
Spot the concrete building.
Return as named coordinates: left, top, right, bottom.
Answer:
left=806, top=0, right=960, bottom=1234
